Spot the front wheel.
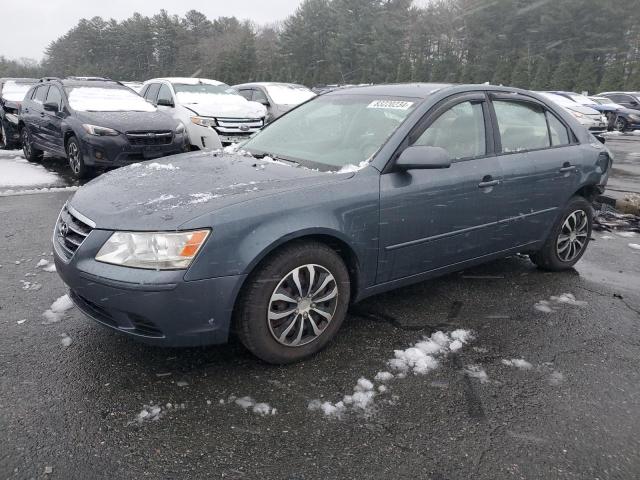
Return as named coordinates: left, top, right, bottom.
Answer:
left=66, top=136, right=92, bottom=179
left=615, top=117, right=628, bottom=132
left=21, top=128, right=43, bottom=161
left=234, top=241, right=351, bottom=364
left=0, top=121, right=10, bottom=149
left=530, top=196, right=592, bottom=271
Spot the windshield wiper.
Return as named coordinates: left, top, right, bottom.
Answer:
left=251, top=151, right=300, bottom=166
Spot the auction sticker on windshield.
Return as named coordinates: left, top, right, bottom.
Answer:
left=367, top=100, right=414, bottom=110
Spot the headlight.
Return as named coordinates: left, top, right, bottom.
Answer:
left=190, top=116, right=217, bottom=128
left=175, top=123, right=185, bottom=134
left=82, top=124, right=119, bottom=136
left=95, top=230, right=210, bottom=270
left=5, top=113, right=18, bottom=124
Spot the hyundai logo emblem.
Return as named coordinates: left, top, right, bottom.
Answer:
left=59, top=220, right=69, bottom=237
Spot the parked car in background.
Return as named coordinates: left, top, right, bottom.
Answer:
left=121, top=81, right=144, bottom=93
left=232, top=82, right=316, bottom=122
left=537, top=92, right=608, bottom=133
left=547, top=91, right=620, bottom=130
left=140, top=78, right=267, bottom=149
left=19, top=77, right=185, bottom=178
left=54, top=84, right=611, bottom=363
left=589, top=95, right=640, bottom=132
left=595, top=92, right=640, bottom=132
left=0, top=77, right=38, bottom=149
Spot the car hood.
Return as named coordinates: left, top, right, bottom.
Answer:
left=74, top=110, right=178, bottom=132
left=69, top=152, right=353, bottom=230
left=180, top=94, right=266, bottom=119
left=566, top=105, right=602, bottom=117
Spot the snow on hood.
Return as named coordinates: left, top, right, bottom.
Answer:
left=68, top=87, right=156, bottom=112
left=1, top=81, right=34, bottom=102
left=177, top=92, right=266, bottom=118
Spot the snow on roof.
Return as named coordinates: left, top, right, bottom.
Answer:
left=264, top=84, right=316, bottom=105
left=148, top=77, right=224, bottom=86
left=1, top=80, right=35, bottom=102
left=67, top=87, right=156, bottom=112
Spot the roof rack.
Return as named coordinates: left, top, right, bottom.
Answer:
left=66, top=76, right=112, bottom=81
left=39, top=77, right=62, bottom=83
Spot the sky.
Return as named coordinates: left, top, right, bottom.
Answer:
left=1, top=0, right=307, bottom=61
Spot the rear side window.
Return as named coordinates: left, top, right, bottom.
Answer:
left=237, top=89, right=252, bottom=100
left=494, top=101, right=550, bottom=152
left=46, top=87, right=62, bottom=109
left=546, top=112, right=570, bottom=146
left=34, top=86, right=49, bottom=104
left=609, top=94, right=630, bottom=104
left=413, top=101, right=486, bottom=159
left=144, top=83, right=160, bottom=102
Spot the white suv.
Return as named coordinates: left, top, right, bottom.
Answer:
left=140, top=78, right=267, bottom=150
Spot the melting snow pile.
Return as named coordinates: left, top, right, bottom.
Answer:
left=629, top=243, right=640, bottom=251
left=42, top=294, right=74, bottom=324
left=0, top=150, right=64, bottom=190
left=308, top=329, right=474, bottom=418
left=223, top=395, right=277, bottom=416
left=60, top=334, right=73, bottom=347
left=135, top=405, right=163, bottom=423
left=501, top=358, right=533, bottom=370
left=20, top=280, right=42, bottom=291
left=534, top=293, right=586, bottom=313
left=36, top=258, right=56, bottom=272
left=463, top=365, right=489, bottom=383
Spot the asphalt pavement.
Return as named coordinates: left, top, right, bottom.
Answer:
left=1, top=141, right=640, bottom=480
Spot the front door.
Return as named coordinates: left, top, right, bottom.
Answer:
left=41, top=85, right=65, bottom=155
left=377, top=95, right=505, bottom=283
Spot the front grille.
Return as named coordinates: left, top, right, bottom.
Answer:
left=55, top=205, right=93, bottom=260
left=214, top=117, right=264, bottom=135
left=126, top=131, right=173, bottom=146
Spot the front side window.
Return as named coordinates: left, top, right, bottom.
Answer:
left=494, top=101, right=550, bottom=152
left=46, top=87, right=62, bottom=109
left=65, top=86, right=156, bottom=112
left=413, top=101, right=486, bottom=159
left=157, top=84, right=173, bottom=104
left=243, top=94, right=419, bottom=170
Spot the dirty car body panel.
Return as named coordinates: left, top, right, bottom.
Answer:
left=53, top=84, right=612, bottom=347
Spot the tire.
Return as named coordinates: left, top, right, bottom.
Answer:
left=615, top=117, right=628, bottom=132
left=530, top=196, right=593, bottom=271
left=21, top=127, right=43, bottom=162
left=0, top=121, right=10, bottom=149
left=235, top=241, right=351, bottom=364
left=66, top=136, right=92, bottom=179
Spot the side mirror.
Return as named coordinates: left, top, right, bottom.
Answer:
left=156, top=98, right=174, bottom=108
left=43, top=102, right=58, bottom=112
left=396, top=146, right=452, bottom=170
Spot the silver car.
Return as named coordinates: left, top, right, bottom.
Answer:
left=233, top=82, right=316, bottom=123
left=538, top=92, right=608, bottom=133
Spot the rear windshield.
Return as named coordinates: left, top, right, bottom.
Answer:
left=65, top=86, right=155, bottom=112
left=1, top=81, right=37, bottom=102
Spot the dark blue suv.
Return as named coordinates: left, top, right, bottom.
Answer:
left=53, top=84, right=612, bottom=363
left=19, top=77, right=186, bottom=178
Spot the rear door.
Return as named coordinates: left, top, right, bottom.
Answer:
left=378, top=93, right=505, bottom=282
left=488, top=94, right=581, bottom=248
left=29, top=85, right=49, bottom=145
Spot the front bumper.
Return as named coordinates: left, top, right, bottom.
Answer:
left=53, top=226, right=246, bottom=347
left=79, top=132, right=187, bottom=167
left=1, top=115, right=21, bottom=144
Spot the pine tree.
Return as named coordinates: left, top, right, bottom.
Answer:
left=530, top=58, right=551, bottom=90
left=573, top=58, right=598, bottom=94
left=550, top=50, right=578, bottom=91
left=510, top=56, right=530, bottom=88
left=491, top=58, right=512, bottom=86
left=598, top=61, right=625, bottom=92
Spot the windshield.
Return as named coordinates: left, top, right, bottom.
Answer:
left=539, top=92, right=576, bottom=107
left=1, top=81, right=36, bottom=102
left=243, top=94, right=419, bottom=170
left=265, top=84, right=316, bottom=105
left=173, top=83, right=238, bottom=104
left=66, top=86, right=155, bottom=112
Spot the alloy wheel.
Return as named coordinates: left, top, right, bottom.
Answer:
left=556, top=210, right=589, bottom=262
left=22, top=130, right=31, bottom=157
left=267, top=264, right=339, bottom=347
left=68, top=142, right=80, bottom=174
left=615, top=118, right=626, bottom=132
left=0, top=124, right=6, bottom=148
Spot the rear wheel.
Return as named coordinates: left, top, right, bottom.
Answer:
left=235, top=241, right=351, bottom=364
left=0, top=122, right=9, bottom=149
left=530, top=196, right=592, bottom=271
left=66, top=136, right=92, bottom=179
left=21, top=128, right=43, bottom=162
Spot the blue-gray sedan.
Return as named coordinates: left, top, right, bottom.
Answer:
left=53, top=83, right=612, bottom=363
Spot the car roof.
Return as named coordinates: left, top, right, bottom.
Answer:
left=146, top=77, right=225, bottom=86
left=322, top=83, right=457, bottom=99
left=0, top=77, right=38, bottom=84
left=233, top=82, right=309, bottom=89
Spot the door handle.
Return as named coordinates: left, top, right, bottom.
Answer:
left=40, top=112, right=45, bottom=117
left=478, top=178, right=500, bottom=188
left=559, top=165, right=576, bottom=172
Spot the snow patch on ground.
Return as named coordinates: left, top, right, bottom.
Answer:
left=231, top=396, right=277, bottom=416
left=20, top=280, right=42, bottom=291
left=502, top=358, right=533, bottom=370
left=628, top=243, right=640, bottom=251
left=308, top=329, right=474, bottom=419
left=135, top=405, right=163, bottom=423
left=534, top=293, right=586, bottom=313
left=0, top=150, right=64, bottom=189
left=463, top=365, right=489, bottom=383
left=616, top=231, right=636, bottom=238
left=0, top=185, right=79, bottom=197
left=60, top=334, right=72, bottom=347
left=43, top=263, right=56, bottom=273
left=42, top=294, right=74, bottom=324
